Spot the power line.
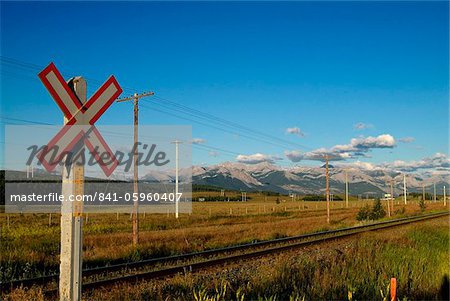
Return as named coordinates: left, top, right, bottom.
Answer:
left=0, top=115, right=242, bottom=160
left=1, top=56, right=314, bottom=152
left=150, top=95, right=312, bottom=150
left=139, top=102, right=294, bottom=150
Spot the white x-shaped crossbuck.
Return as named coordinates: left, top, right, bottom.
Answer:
left=37, top=63, right=122, bottom=176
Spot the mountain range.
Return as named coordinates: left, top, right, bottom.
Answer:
left=187, top=162, right=449, bottom=196
left=9, top=162, right=449, bottom=196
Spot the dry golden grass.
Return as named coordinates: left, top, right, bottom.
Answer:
left=82, top=217, right=450, bottom=301
left=1, top=194, right=448, bottom=283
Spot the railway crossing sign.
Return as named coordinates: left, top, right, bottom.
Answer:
left=37, top=62, right=123, bottom=301
left=37, top=62, right=122, bottom=176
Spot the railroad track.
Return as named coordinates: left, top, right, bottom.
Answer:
left=1, top=211, right=448, bottom=297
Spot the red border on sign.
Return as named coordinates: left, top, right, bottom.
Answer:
left=84, top=126, right=120, bottom=177
left=38, top=63, right=82, bottom=124
left=36, top=125, right=86, bottom=172
left=85, top=75, right=123, bottom=124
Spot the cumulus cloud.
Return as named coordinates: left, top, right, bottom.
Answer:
left=349, top=134, right=396, bottom=149
left=335, top=161, right=380, bottom=171
left=285, top=150, right=303, bottom=162
left=398, top=137, right=415, bottom=143
left=334, top=153, right=450, bottom=173
left=286, top=127, right=305, bottom=137
left=285, top=149, right=351, bottom=162
left=190, top=138, right=206, bottom=144
left=330, top=134, right=395, bottom=153
left=384, top=153, right=450, bottom=172
left=285, top=134, right=396, bottom=163
left=304, top=149, right=352, bottom=161
left=236, top=153, right=282, bottom=164
left=353, top=122, right=374, bottom=130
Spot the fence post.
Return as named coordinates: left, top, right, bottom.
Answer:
left=390, top=278, right=396, bottom=301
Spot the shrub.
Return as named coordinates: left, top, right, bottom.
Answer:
left=369, top=199, right=386, bottom=220
left=356, top=199, right=386, bottom=221
left=356, top=204, right=371, bottom=221
left=418, top=197, right=426, bottom=212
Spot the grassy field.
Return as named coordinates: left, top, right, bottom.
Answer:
left=83, top=216, right=449, bottom=301
left=5, top=215, right=449, bottom=301
left=1, top=192, right=447, bottom=282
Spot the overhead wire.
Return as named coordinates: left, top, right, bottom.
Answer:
left=1, top=56, right=312, bottom=154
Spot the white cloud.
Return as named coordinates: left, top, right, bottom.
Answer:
left=236, top=153, right=282, bottom=164
left=286, top=127, right=305, bottom=137
left=285, top=150, right=303, bottom=162
left=190, top=138, right=206, bottom=144
left=331, top=134, right=396, bottom=153
left=398, top=137, right=415, bottom=143
left=304, top=149, right=351, bottom=161
left=350, top=134, right=396, bottom=149
left=384, top=153, right=450, bottom=172
left=335, top=161, right=381, bottom=171
left=335, top=153, right=450, bottom=173
left=285, top=134, right=396, bottom=163
left=353, top=122, right=374, bottom=130
left=285, top=149, right=350, bottom=162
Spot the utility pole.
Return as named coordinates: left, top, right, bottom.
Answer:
left=385, top=179, right=390, bottom=217
left=444, top=186, right=446, bottom=206
left=433, top=182, right=436, bottom=202
left=26, top=164, right=34, bottom=178
left=325, top=155, right=330, bottom=224
left=403, top=173, right=407, bottom=205
left=422, top=184, right=425, bottom=202
left=117, top=91, right=154, bottom=246
left=390, top=179, right=394, bottom=216
left=172, top=140, right=182, bottom=218
left=345, top=170, right=349, bottom=208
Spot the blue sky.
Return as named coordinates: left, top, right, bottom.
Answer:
left=1, top=1, right=448, bottom=170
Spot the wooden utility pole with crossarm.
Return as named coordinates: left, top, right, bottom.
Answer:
left=117, top=91, right=154, bottom=246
